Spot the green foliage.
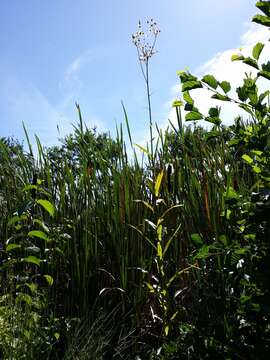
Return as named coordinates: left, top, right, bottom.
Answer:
left=0, top=1, right=269, bottom=359
left=0, top=181, right=60, bottom=358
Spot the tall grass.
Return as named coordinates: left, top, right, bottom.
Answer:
left=0, top=103, right=254, bottom=358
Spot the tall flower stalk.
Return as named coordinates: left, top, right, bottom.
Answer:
left=132, top=19, right=160, bottom=164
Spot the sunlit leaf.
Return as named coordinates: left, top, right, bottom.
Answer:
left=37, top=199, right=55, bottom=217
left=155, top=169, right=164, bottom=197
left=23, top=256, right=41, bottom=266
left=191, top=233, right=204, bottom=248
left=202, top=74, right=218, bottom=89
left=219, top=81, right=231, bottom=94
left=28, top=230, right=49, bottom=241
left=44, top=275, right=54, bottom=286
left=252, top=42, right=264, bottom=60
left=6, top=244, right=21, bottom=252
left=185, top=111, right=203, bottom=121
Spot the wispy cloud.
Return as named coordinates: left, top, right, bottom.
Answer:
left=0, top=72, right=73, bottom=146
left=64, top=50, right=93, bottom=82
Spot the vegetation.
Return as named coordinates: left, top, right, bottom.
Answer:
left=0, top=1, right=270, bottom=359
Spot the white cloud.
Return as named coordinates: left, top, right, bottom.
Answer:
left=166, top=22, right=270, bottom=129
left=64, top=50, right=92, bottom=82
left=2, top=74, right=73, bottom=147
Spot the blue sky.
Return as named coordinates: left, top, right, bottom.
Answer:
left=0, top=0, right=261, bottom=146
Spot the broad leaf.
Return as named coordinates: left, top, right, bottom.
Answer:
left=23, top=256, right=41, bottom=266
left=258, top=70, right=270, bottom=80
left=242, top=154, right=253, bottom=164
left=191, top=233, right=204, bottom=248
left=44, top=275, right=54, bottom=286
left=231, top=54, right=244, bottom=61
left=185, top=111, right=203, bottom=121
left=28, top=230, right=49, bottom=241
left=253, top=165, right=262, bottom=174
left=204, top=130, right=221, bottom=141
left=252, top=14, right=270, bottom=27
left=219, top=81, right=231, bottom=94
left=224, top=187, right=238, bottom=201
left=208, top=107, right=220, bottom=118
left=6, top=244, right=21, bottom=252
left=243, top=57, right=259, bottom=69
left=37, top=199, right=55, bottom=217
left=205, top=117, right=222, bottom=126
left=252, top=42, right=264, bottom=60
left=183, top=91, right=194, bottom=105
left=211, top=93, right=230, bottom=102
left=202, top=74, right=218, bottom=89
left=256, top=1, right=270, bottom=17
left=182, top=80, right=202, bottom=92
left=194, top=245, right=210, bottom=259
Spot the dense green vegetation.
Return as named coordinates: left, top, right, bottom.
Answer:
left=0, top=2, right=270, bottom=359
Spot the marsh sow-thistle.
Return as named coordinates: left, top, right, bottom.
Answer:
left=132, top=19, right=160, bottom=62
left=132, top=19, right=160, bottom=164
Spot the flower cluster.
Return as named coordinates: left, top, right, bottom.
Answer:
left=132, top=19, right=160, bottom=62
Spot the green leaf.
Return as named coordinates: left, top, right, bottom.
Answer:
left=6, top=244, right=21, bottom=252
left=262, top=61, right=270, bottom=72
left=157, top=242, right=163, bottom=260
left=219, top=235, right=228, bottom=246
left=238, top=104, right=254, bottom=117
left=237, top=87, right=249, bottom=102
left=242, top=154, right=253, bottom=164
left=204, top=130, right=221, bottom=141
left=205, top=117, right=222, bottom=126
left=44, top=275, right=54, bottom=286
left=16, top=293, right=33, bottom=306
left=23, top=256, right=41, bottom=266
left=33, top=219, right=49, bottom=233
left=164, top=325, right=169, bottom=336
left=37, top=199, right=55, bottom=217
left=224, top=187, right=238, bottom=201
left=157, top=221, right=163, bottom=240
left=184, top=103, right=194, bottom=111
left=155, top=170, right=164, bottom=197
left=134, top=143, right=151, bottom=157
left=194, top=245, right=210, bottom=259
left=211, top=93, right=230, bottom=102
left=256, top=1, right=270, bottom=17
left=243, top=57, right=259, bottom=69
left=231, top=54, right=244, bottom=61
left=258, top=90, right=270, bottom=103
left=258, top=70, right=270, bottom=80
left=133, top=200, right=154, bottom=212
left=185, top=111, right=203, bottom=121
left=202, top=74, right=218, bottom=89
left=253, top=165, right=262, bottom=174
left=28, top=230, right=49, bottom=241
left=219, top=81, right=231, bottom=94
left=182, top=80, right=202, bottom=92
left=252, top=14, right=270, bottom=27
left=183, top=91, right=194, bottom=104
left=191, top=233, right=204, bottom=248
left=208, top=107, right=220, bottom=118
left=252, top=42, right=265, bottom=60
left=178, top=71, right=197, bottom=83
left=7, top=215, right=20, bottom=227
left=144, top=282, right=155, bottom=293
